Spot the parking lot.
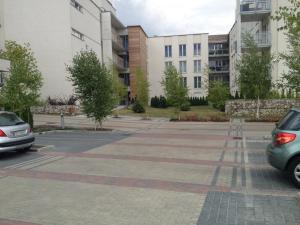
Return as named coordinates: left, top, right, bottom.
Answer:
left=0, top=117, right=299, bottom=225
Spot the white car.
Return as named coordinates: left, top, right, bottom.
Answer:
left=0, top=111, right=35, bottom=153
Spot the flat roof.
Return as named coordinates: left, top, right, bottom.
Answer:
left=127, top=25, right=149, bottom=37
left=149, top=32, right=209, bottom=38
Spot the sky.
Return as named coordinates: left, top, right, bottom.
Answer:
left=111, top=0, right=237, bottom=37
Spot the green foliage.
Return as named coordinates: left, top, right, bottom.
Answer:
left=0, top=41, right=43, bottom=121
left=161, top=66, right=189, bottom=112
left=208, top=81, right=230, bottom=111
left=180, top=102, right=191, bottom=111
left=236, top=33, right=272, bottom=99
left=188, top=97, right=209, bottom=106
left=67, top=50, right=114, bottom=124
left=266, top=90, right=281, bottom=99
left=272, top=0, right=300, bottom=92
left=151, top=96, right=168, bottom=108
left=111, top=65, right=127, bottom=105
left=135, top=67, right=149, bottom=107
left=132, top=101, right=145, bottom=113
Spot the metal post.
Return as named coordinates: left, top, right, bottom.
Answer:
left=60, top=112, right=65, bottom=130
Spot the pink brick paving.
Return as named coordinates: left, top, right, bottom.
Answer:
left=41, top=151, right=270, bottom=169
left=0, top=169, right=230, bottom=194
left=0, top=219, right=40, bottom=225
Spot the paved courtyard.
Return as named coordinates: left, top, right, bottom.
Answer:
left=0, top=116, right=299, bottom=225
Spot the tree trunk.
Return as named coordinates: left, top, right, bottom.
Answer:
left=256, top=96, right=260, bottom=120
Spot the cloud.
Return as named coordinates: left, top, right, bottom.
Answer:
left=112, top=0, right=236, bottom=36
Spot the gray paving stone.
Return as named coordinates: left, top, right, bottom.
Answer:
left=197, top=192, right=300, bottom=225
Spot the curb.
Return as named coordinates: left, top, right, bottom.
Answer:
left=296, top=193, right=300, bottom=206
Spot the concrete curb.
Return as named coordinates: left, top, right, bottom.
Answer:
left=296, top=193, right=300, bottom=206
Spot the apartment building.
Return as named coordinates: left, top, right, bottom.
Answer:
left=230, top=0, right=290, bottom=95
left=0, top=0, right=129, bottom=98
left=148, top=34, right=209, bottom=98
left=208, top=35, right=230, bottom=86
left=0, top=0, right=9, bottom=87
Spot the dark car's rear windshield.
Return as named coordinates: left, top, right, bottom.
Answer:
left=278, top=110, right=300, bottom=131
left=0, top=113, right=25, bottom=126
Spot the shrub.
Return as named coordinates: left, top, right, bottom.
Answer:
left=188, top=97, right=209, bottom=106
left=208, top=81, right=230, bottom=111
left=180, top=102, right=191, bottom=111
left=151, top=96, right=168, bottom=108
left=17, top=108, right=34, bottom=128
left=132, top=101, right=145, bottom=113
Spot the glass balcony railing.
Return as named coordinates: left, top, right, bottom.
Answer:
left=240, top=0, right=271, bottom=13
left=209, top=66, right=230, bottom=73
left=112, top=30, right=125, bottom=51
left=209, top=49, right=229, bottom=56
left=242, top=31, right=271, bottom=48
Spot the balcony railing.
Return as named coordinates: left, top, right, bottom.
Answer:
left=240, top=0, right=271, bottom=13
left=209, top=49, right=229, bottom=57
left=209, top=66, right=230, bottom=73
left=113, top=54, right=129, bottom=72
left=242, top=31, right=271, bottom=48
left=112, top=30, right=125, bottom=51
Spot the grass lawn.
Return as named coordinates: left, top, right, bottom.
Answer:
left=117, top=106, right=228, bottom=121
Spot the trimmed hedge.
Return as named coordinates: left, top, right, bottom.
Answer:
left=151, top=96, right=168, bottom=108
left=188, top=97, right=209, bottom=106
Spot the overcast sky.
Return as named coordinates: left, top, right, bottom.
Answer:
left=111, top=0, right=237, bottom=36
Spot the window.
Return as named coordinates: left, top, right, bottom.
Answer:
left=70, top=0, right=83, bottom=12
left=165, top=45, right=172, bottom=58
left=194, top=76, right=201, bottom=89
left=179, top=44, right=186, bottom=57
left=194, top=43, right=201, bottom=56
left=194, top=60, right=201, bottom=73
left=179, top=61, right=187, bottom=73
left=165, top=61, right=173, bottom=69
left=0, top=72, right=4, bottom=87
left=72, top=28, right=84, bottom=41
left=181, top=77, right=187, bottom=88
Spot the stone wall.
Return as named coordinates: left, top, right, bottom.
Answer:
left=31, top=105, right=82, bottom=115
left=225, top=99, right=300, bottom=118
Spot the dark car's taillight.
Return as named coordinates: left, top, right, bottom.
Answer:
left=0, top=129, right=7, bottom=137
left=275, top=132, right=296, bottom=145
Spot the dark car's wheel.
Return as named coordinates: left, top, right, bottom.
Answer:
left=287, top=157, right=300, bottom=188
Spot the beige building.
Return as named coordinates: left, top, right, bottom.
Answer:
left=0, top=0, right=9, bottom=87
left=230, top=0, right=290, bottom=95
left=147, top=34, right=209, bottom=98
left=0, top=0, right=128, bottom=98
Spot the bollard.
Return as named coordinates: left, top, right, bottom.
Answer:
left=60, top=112, right=65, bottom=130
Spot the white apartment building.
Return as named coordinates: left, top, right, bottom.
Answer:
left=0, top=0, right=128, bottom=98
left=230, top=0, right=290, bottom=95
left=0, top=0, right=9, bottom=87
left=148, top=34, right=209, bottom=98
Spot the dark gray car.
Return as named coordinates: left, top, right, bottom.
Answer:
left=0, top=111, right=35, bottom=153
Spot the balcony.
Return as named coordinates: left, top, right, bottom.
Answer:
left=112, top=30, right=125, bottom=52
left=209, top=49, right=229, bottom=57
left=240, top=0, right=271, bottom=22
left=113, top=54, right=129, bottom=73
left=242, top=31, right=271, bottom=48
left=209, top=66, right=230, bottom=73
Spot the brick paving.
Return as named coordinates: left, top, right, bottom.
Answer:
left=0, top=115, right=299, bottom=225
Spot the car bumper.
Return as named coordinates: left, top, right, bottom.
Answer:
left=0, top=137, right=35, bottom=153
left=266, top=143, right=288, bottom=171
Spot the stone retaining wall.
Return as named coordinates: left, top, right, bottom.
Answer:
left=225, top=99, right=300, bottom=118
left=31, top=105, right=81, bottom=115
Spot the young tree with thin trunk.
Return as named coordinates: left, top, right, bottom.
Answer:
left=272, top=0, right=300, bottom=93
left=161, top=65, right=189, bottom=119
left=67, top=50, right=114, bottom=129
left=135, top=67, right=149, bottom=109
left=0, top=41, right=43, bottom=127
left=236, top=33, right=272, bottom=119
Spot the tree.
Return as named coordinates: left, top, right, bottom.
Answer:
left=236, top=33, right=272, bottom=118
left=208, top=81, right=230, bottom=111
left=161, top=65, right=189, bottom=119
left=0, top=41, right=43, bottom=127
left=67, top=50, right=114, bottom=128
left=272, top=0, right=300, bottom=92
left=135, top=67, right=149, bottom=108
left=111, top=65, right=127, bottom=117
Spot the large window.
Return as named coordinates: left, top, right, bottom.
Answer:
left=165, top=45, right=172, bottom=58
left=179, top=61, right=187, bottom=74
left=194, top=60, right=201, bottom=73
left=194, top=76, right=201, bottom=89
left=179, top=44, right=186, bottom=57
left=181, top=77, right=187, bottom=88
left=72, top=28, right=84, bottom=41
left=194, top=43, right=201, bottom=56
left=165, top=61, right=173, bottom=69
left=70, top=0, right=83, bottom=12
